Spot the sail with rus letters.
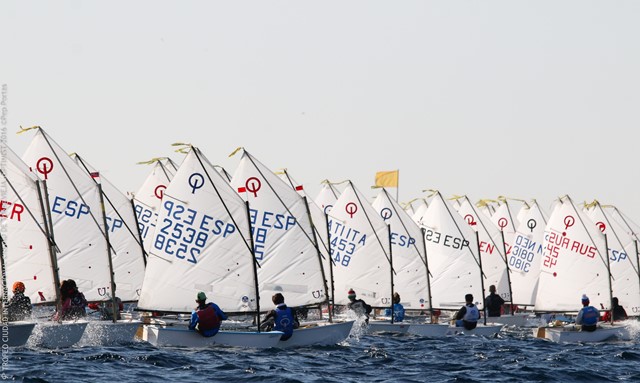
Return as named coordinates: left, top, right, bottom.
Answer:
left=534, top=195, right=632, bottom=342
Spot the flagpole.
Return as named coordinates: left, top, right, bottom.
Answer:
left=396, top=169, right=399, bottom=202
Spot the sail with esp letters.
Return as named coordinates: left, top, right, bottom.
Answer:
left=137, top=146, right=257, bottom=313
left=20, top=127, right=111, bottom=301
left=229, top=148, right=327, bottom=309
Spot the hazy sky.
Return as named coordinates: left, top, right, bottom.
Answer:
left=2, top=1, right=639, bottom=221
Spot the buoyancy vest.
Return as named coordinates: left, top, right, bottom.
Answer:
left=349, top=300, right=372, bottom=317
left=64, top=292, right=87, bottom=319
left=196, top=304, right=221, bottom=331
left=7, top=293, right=31, bottom=321
left=486, top=294, right=504, bottom=316
left=581, top=306, right=599, bottom=326
left=463, top=304, right=480, bottom=322
left=274, top=305, right=295, bottom=338
left=393, top=303, right=405, bottom=322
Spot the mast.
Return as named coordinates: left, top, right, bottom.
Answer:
left=388, top=224, right=394, bottom=324
left=302, top=195, right=330, bottom=320
left=636, top=240, right=640, bottom=315
left=499, top=230, right=514, bottom=314
left=476, top=231, right=487, bottom=326
left=325, top=211, right=335, bottom=321
left=604, top=233, right=614, bottom=325
left=38, top=180, right=62, bottom=319
left=97, top=183, right=118, bottom=323
left=420, top=227, right=435, bottom=323
left=245, top=201, right=261, bottom=331
left=130, top=198, right=147, bottom=266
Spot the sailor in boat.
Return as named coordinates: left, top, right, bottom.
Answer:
left=601, top=297, right=628, bottom=322
left=261, top=293, right=299, bottom=341
left=428, top=308, right=442, bottom=324
left=53, top=279, right=88, bottom=321
left=575, top=294, right=599, bottom=332
left=6, top=281, right=32, bottom=321
left=383, top=292, right=405, bottom=322
left=454, top=293, right=480, bottom=330
left=87, top=284, right=123, bottom=320
left=347, top=289, right=372, bottom=324
left=484, top=285, right=505, bottom=318
left=188, top=292, right=227, bottom=337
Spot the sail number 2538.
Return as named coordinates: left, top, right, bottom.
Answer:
left=153, top=200, right=237, bottom=265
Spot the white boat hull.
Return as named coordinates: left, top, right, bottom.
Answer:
left=599, top=322, right=634, bottom=341
left=368, top=321, right=411, bottom=334
left=487, top=314, right=530, bottom=327
left=535, top=322, right=634, bottom=343
left=407, top=323, right=451, bottom=337
left=3, top=321, right=36, bottom=347
left=29, top=321, right=88, bottom=348
left=274, top=321, right=354, bottom=348
left=79, top=320, right=141, bottom=345
left=445, top=323, right=504, bottom=337
left=142, top=325, right=284, bottom=348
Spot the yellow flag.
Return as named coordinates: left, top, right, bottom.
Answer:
left=375, top=170, right=399, bottom=188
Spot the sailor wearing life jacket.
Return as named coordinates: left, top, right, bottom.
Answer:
left=576, top=294, right=599, bottom=332
left=189, top=292, right=228, bottom=337
left=6, top=282, right=32, bottom=322
left=262, top=293, right=299, bottom=341
left=347, top=289, right=372, bottom=324
left=454, top=293, right=480, bottom=330
left=53, top=279, right=88, bottom=321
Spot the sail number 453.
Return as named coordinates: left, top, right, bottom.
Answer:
left=330, top=237, right=355, bottom=266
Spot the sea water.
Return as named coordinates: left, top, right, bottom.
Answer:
left=4, top=320, right=640, bottom=383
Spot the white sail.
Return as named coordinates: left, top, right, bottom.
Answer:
left=400, top=198, right=423, bottom=217
left=314, top=182, right=341, bottom=215
left=477, top=199, right=499, bottom=221
left=163, top=157, right=179, bottom=173
left=488, top=201, right=518, bottom=303
left=516, top=201, right=532, bottom=226
left=507, top=201, right=547, bottom=306
left=416, top=192, right=483, bottom=310
left=229, top=149, right=326, bottom=308
left=137, top=147, right=257, bottom=313
left=371, top=188, right=431, bottom=311
left=1, top=146, right=56, bottom=303
left=132, top=160, right=175, bottom=256
left=456, top=196, right=510, bottom=301
left=534, top=195, right=609, bottom=313
left=327, top=181, right=390, bottom=307
left=584, top=202, right=640, bottom=313
left=21, top=128, right=111, bottom=301
left=490, top=202, right=518, bottom=235
left=606, top=206, right=640, bottom=238
left=72, top=154, right=146, bottom=302
left=407, top=198, right=429, bottom=226
left=278, top=170, right=333, bottom=301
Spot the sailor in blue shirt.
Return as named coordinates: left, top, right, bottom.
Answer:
left=576, top=294, right=599, bottom=332
left=261, top=293, right=299, bottom=341
left=384, top=292, right=405, bottom=322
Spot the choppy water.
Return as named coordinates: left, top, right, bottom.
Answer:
left=5, top=323, right=640, bottom=382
